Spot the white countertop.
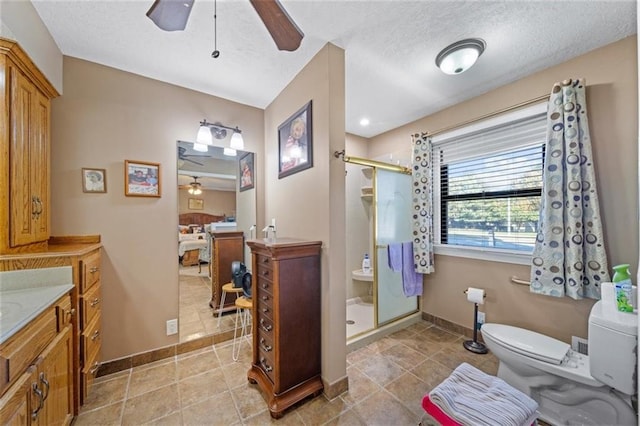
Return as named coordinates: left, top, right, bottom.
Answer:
left=0, top=266, right=74, bottom=345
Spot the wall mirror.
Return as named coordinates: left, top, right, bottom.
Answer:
left=176, top=140, right=256, bottom=343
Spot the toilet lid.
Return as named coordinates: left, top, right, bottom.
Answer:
left=482, top=323, right=570, bottom=365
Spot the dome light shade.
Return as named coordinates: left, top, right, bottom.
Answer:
left=436, top=38, right=486, bottom=75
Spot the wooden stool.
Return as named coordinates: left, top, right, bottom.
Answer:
left=216, top=282, right=243, bottom=328
left=232, top=296, right=252, bottom=362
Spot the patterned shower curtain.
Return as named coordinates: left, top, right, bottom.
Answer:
left=412, top=133, right=435, bottom=274
left=530, top=78, right=609, bottom=300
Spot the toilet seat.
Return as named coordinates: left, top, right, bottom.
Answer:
left=482, top=323, right=570, bottom=364
left=482, top=323, right=603, bottom=387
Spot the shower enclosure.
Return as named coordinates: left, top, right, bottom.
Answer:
left=345, top=158, right=420, bottom=346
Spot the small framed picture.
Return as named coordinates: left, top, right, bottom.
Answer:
left=239, top=152, right=255, bottom=192
left=125, top=160, right=161, bottom=197
left=188, top=198, right=204, bottom=210
left=278, top=100, right=313, bottom=179
left=82, top=168, right=107, bottom=193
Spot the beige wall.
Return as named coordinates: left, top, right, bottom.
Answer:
left=370, top=36, right=639, bottom=342
left=50, top=57, right=265, bottom=360
left=263, top=43, right=347, bottom=386
left=178, top=188, right=235, bottom=218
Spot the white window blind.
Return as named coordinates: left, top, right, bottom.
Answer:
left=433, top=110, right=547, bottom=253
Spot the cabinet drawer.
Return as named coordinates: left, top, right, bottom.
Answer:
left=257, top=254, right=272, bottom=270
left=257, top=316, right=274, bottom=337
left=257, top=353, right=276, bottom=384
left=81, top=349, right=101, bottom=404
left=81, top=283, right=101, bottom=329
left=80, top=251, right=101, bottom=293
left=256, top=277, right=273, bottom=297
left=256, top=263, right=274, bottom=284
left=55, top=294, right=73, bottom=331
left=257, top=298, right=273, bottom=321
left=0, top=307, right=57, bottom=394
left=81, top=315, right=101, bottom=367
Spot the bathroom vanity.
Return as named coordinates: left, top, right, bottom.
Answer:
left=0, top=267, right=75, bottom=424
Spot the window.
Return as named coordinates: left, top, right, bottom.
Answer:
left=432, top=103, right=547, bottom=263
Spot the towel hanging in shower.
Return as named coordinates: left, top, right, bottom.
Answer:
left=388, top=242, right=423, bottom=297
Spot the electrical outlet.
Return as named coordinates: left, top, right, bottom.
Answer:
left=166, top=319, right=178, bottom=336
left=476, top=311, right=486, bottom=330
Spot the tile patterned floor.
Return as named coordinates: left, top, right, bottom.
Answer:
left=75, top=320, right=499, bottom=425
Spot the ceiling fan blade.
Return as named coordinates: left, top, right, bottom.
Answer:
left=184, top=157, right=204, bottom=166
left=146, top=0, right=194, bottom=31
left=249, top=0, right=304, bottom=51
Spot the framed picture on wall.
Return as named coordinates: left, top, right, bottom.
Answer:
left=188, top=198, right=204, bottom=210
left=125, top=160, right=161, bottom=197
left=81, top=168, right=107, bottom=193
left=239, top=152, right=255, bottom=192
left=278, top=100, right=313, bottom=179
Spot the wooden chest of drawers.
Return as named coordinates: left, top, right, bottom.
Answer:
left=246, top=238, right=322, bottom=419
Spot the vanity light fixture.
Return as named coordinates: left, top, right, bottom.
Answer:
left=223, top=147, right=237, bottom=157
left=435, top=38, right=486, bottom=75
left=196, top=119, right=245, bottom=151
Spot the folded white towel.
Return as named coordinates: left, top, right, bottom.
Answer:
left=429, top=362, right=538, bottom=426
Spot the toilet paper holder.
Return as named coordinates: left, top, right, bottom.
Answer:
left=463, top=288, right=488, bottom=355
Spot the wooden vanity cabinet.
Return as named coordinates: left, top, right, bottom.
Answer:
left=0, top=294, right=73, bottom=425
left=209, top=231, right=244, bottom=312
left=246, top=239, right=323, bottom=419
left=0, top=38, right=59, bottom=255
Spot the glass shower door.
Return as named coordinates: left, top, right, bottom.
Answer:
left=375, top=169, right=418, bottom=325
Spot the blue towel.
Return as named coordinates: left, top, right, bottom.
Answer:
left=402, top=242, right=423, bottom=297
left=388, top=243, right=403, bottom=271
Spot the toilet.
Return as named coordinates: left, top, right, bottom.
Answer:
left=481, top=300, right=637, bottom=426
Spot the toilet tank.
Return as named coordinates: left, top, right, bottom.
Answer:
left=588, top=300, right=637, bottom=395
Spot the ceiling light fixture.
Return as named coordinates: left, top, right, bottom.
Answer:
left=187, top=177, right=202, bottom=195
left=196, top=119, right=244, bottom=151
left=435, top=38, right=486, bottom=75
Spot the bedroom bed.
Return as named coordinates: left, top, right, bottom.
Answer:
left=178, top=213, right=227, bottom=271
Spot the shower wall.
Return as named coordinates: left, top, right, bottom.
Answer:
left=345, top=134, right=371, bottom=300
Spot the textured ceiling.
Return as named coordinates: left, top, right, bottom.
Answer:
left=32, top=0, right=636, bottom=138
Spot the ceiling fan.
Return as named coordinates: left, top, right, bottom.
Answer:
left=146, top=0, right=304, bottom=51
left=179, top=176, right=203, bottom=194
left=178, top=146, right=210, bottom=166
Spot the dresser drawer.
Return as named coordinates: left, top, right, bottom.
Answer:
left=256, top=276, right=274, bottom=297
left=81, top=315, right=101, bottom=366
left=258, top=353, right=276, bottom=384
left=80, top=251, right=101, bottom=293
left=257, top=254, right=273, bottom=270
left=81, top=283, right=101, bottom=330
left=257, top=298, right=273, bottom=321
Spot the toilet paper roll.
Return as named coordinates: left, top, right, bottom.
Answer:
left=466, top=287, right=485, bottom=305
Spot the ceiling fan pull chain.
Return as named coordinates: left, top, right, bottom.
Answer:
left=211, top=0, right=220, bottom=58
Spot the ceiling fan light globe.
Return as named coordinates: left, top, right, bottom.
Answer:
left=196, top=125, right=213, bottom=145
left=193, top=142, right=209, bottom=152
left=230, top=132, right=244, bottom=150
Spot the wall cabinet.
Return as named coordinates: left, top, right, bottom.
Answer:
left=0, top=38, right=59, bottom=254
left=246, top=238, right=323, bottom=419
left=209, top=231, right=244, bottom=312
left=0, top=294, right=73, bottom=425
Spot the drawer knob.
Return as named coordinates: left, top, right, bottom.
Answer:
left=67, top=308, right=76, bottom=317
left=90, top=298, right=100, bottom=307
left=90, top=266, right=99, bottom=273
left=261, top=283, right=268, bottom=289
left=261, top=295, right=269, bottom=301
left=260, top=357, right=273, bottom=372
left=259, top=338, right=272, bottom=352
left=262, top=271, right=269, bottom=277
left=91, top=330, right=100, bottom=341
left=259, top=318, right=272, bottom=332
left=262, top=307, right=269, bottom=314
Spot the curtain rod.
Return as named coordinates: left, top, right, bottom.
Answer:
left=426, top=93, right=549, bottom=137
left=333, top=150, right=411, bottom=175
